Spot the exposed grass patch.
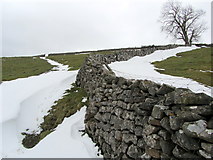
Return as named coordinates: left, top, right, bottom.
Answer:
left=48, top=54, right=89, bottom=71
left=1, top=57, right=54, bottom=81
left=22, top=83, right=88, bottom=148
left=47, top=51, right=114, bottom=71
left=152, top=47, right=212, bottom=86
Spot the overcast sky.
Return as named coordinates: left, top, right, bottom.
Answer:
left=1, top=0, right=212, bottom=57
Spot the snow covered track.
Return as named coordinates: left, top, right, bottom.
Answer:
left=109, top=46, right=212, bottom=97
left=0, top=58, right=101, bottom=158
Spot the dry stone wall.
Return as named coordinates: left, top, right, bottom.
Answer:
left=76, top=45, right=213, bottom=159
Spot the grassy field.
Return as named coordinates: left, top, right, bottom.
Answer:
left=1, top=57, right=54, bottom=81
left=47, top=50, right=114, bottom=71
left=48, top=54, right=89, bottom=71
left=22, top=83, right=88, bottom=148
left=152, top=47, right=212, bottom=86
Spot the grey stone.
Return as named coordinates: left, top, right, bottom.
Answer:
left=120, top=142, right=128, bottom=153
left=158, top=129, right=171, bottom=141
left=135, top=115, right=149, bottom=126
left=172, top=145, right=201, bottom=159
left=131, top=88, right=142, bottom=97
left=207, top=117, right=213, bottom=129
left=160, top=153, right=172, bottom=159
left=135, top=107, right=151, bottom=116
left=97, top=136, right=104, bottom=146
left=175, top=130, right=200, bottom=150
left=199, top=150, right=212, bottom=159
left=133, top=96, right=145, bottom=103
left=176, top=110, right=204, bottom=121
left=144, top=134, right=161, bottom=149
left=169, top=116, right=184, bottom=130
left=122, top=154, right=128, bottom=159
left=111, top=117, right=123, bottom=130
left=199, top=129, right=213, bottom=143
left=164, top=110, right=175, bottom=117
left=121, top=85, right=128, bottom=89
left=103, top=152, right=111, bottom=159
left=99, top=106, right=112, bottom=113
left=117, top=77, right=127, bottom=86
left=123, top=90, right=131, bottom=96
left=143, top=124, right=160, bottom=135
left=114, top=107, right=123, bottom=117
left=139, top=81, right=147, bottom=92
left=171, top=105, right=181, bottom=114
left=102, top=143, right=112, bottom=156
left=94, top=112, right=102, bottom=121
left=145, top=147, right=161, bottom=158
left=201, top=142, right=213, bottom=156
left=134, top=126, right=143, bottom=136
left=100, top=101, right=108, bottom=106
left=121, top=110, right=135, bottom=120
left=108, top=133, right=116, bottom=145
left=138, top=138, right=146, bottom=148
left=148, top=87, right=157, bottom=96
left=102, top=132, right=109, bottom=143
left=115, top=131, right=122, bottom=141
left=142, top=80, right=159, bottom=96
left=130, top=80, right=140, bottom=89
left=164, top=92, right=175, bottom=105
left=117, top=94, right=126, bottom=101
left=156, top=83, right=174, bottom=95
left=140, top=152, right=151, bottom=159
left=173, top=89, right=212, bottom=105
left=122, top=133, right=137, bottom=144
left=139, top=98, right=158, bottom=111
left=148, top=116, right=161, bottom=126
left=151, top=105, right=169, bottom=119
left=127, top=144, right=139, bottom=158
left=182, top=120, right=207, bottom=138
left=101, top=113, right=111, bottom=122
left=116, top=100, right=126, bottom=108
left=160, top=139, right=175, bottom=155
left=121, top=120, right=134, bottom=132
left=102, top=124, right=111, bottom=132
left=124, top=97, right=134, bottom=103
left=160, top=117, right=172, bottom=133
left=181, top=105, right=213, bottom=116
left=110, top=115, right=119, bottom=125
left=126, top=103, right=135, bottom=110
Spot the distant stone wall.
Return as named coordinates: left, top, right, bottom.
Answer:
left=76, top=45, right=213, bottom=159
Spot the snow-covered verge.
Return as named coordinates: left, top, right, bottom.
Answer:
left=0, top=58, right=102, bottom=158
left=109, top=46, right=212, bottom=97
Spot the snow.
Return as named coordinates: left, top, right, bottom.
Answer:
left=74, top=52, right=90, bottom=55
left=1, top=46, right=212, bottom=158
left=109, top=46, right=212, bottom=97
left=40, top=57, right=69, bottom=71
left=0, top=58, right=102, bottom=158
left=2, top=107, right=101, bottom=158
left=200, top=70, right=213, bottom=73
left=82, top=97, right=88, bottom=103
left=189, top=106, right=198, bottom=109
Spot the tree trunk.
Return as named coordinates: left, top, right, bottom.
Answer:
left=185, top=40, right=190, bottom=46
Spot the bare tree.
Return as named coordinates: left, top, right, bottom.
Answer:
left=160, top=1, right=206, bottom=45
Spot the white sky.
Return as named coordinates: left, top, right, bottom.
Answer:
left=1, top=0, right=212, bottom=57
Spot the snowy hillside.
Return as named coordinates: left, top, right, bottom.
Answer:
left=1, top=46, right=212, bottom=158
left=0, top=58, right=101, bottom=158
left=109, top=46, right=212, bottom=97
